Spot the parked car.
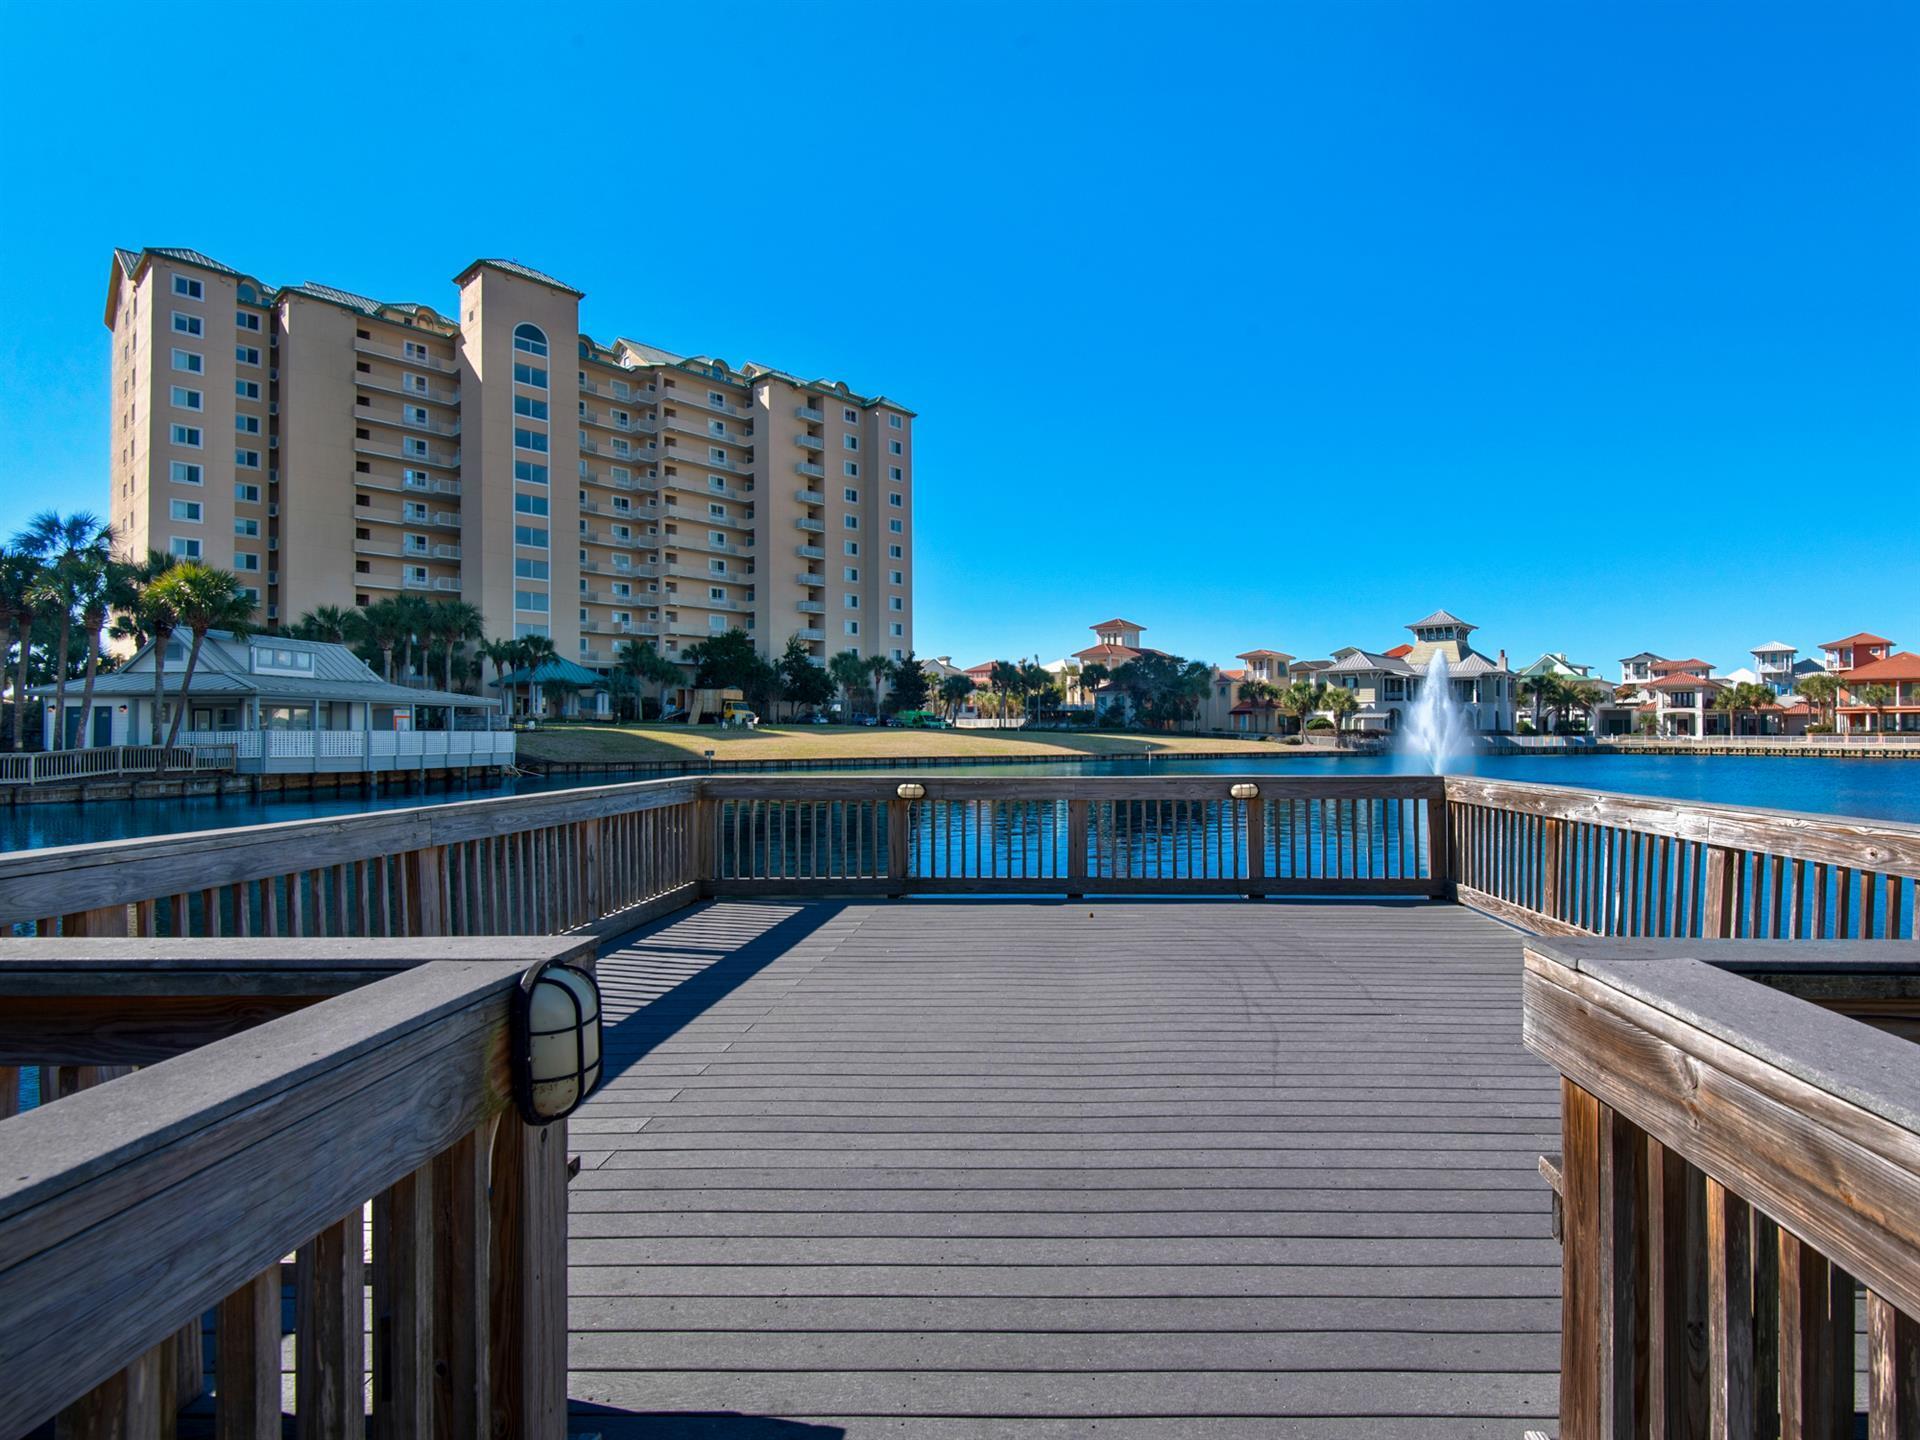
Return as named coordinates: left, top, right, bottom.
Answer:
left=894, top=710, right=950, bottom=729
left=850, top=713, right=880, bottom=727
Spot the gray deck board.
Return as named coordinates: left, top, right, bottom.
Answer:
left=567, top=899, right=1560, bottom=1437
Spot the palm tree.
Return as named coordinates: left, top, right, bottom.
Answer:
left=1796, top=673, right=1840, bottom=730
left=1858, top=683, right=1896, bottom=735
left=352, top=599, right=405, bottom=682
left=1517, top=673, right=1557, bottom=733
left=1280, top=678, right=1329, bottom=739
left=0, top=545, right=41, bottom=751
left=428, top=601, right=485, bottom=690
left=1324, top=687, right=1359, bottom=746
left=616, top=638, right=682, bottom=719
left=865, top=654, right=893, bottom=714
left=479, top=637, right=517, bottom=715
left=939, top=673, right=974, bottom=720
left=150, top=564, right=256, bottom=750
left=513, top=633, right=558, bottom=717
left=13, top=511, right=114, bottom=750
left=70, top=554, right=137, bottom=751
left=989, top=660, right=1025, bottom=719
left=828, top=649, right=869, bottom=718
left=293, top=605, right=354, bottom=643
left=135, top=571, right=182, bottom=746
left=390, top=594, right=433, bottom=686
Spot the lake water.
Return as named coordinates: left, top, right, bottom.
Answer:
left=2, top=750, right=1917, bottom=853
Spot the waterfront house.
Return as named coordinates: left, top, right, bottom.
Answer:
left=1821, top=631, right=1895, bottom=674
left=1751, top=641, right=1799, bottom=695
left=1835, top=650, right=1920, bottom=733
left=1320, top=610, right=1515, bottom=735
left=1217, top=648, right=1294, bottom=734
left=1619, top=651, right=1666, bottom=686
left=1518, top=652, right=1600, bottom=682
left=1645, top=671, right=1725, bottom=736
left=38, top=631, right=511, bottom=773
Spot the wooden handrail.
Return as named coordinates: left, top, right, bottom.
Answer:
left=0, top=937, right=590, bottom=1438
left=1443, top=776, right=1920, bottom=940
left=1524, top=938, right=1920, bottom=1437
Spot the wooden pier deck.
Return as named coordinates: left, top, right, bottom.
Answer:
left=565, top=899, right=1561, bottom=1438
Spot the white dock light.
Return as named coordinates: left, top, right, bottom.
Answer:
left=512, top=958, right=603, bottom=1124
left=1229, top=783, right=1259, bottom=800
left=896, top=782, right=926, bottom=800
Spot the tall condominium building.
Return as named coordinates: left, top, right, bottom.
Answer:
left=103, top=247, right=916, bottom=674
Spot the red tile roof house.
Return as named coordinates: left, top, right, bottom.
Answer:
left=1069, top=620, right=1177, bottom=724
left=1644, top=672, right=1727, bottom=737
left=1835, top=650, right=1920, bottom=734
left=1821, top=632, right=1896, bottom=675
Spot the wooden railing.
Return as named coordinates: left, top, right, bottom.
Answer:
left=0, top=744, right=234, bottom=786
left=0, top=937, right=586, bottom=1439
left=1526, top=939, right=1920, bottom=1439
left=0, top=776, right=702, bottom=939
left=1444, top=776, right=1920, bottom=940
left=700, top=775, right=1447, bottom=897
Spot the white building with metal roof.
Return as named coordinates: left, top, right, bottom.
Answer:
left=1321, top=611, right=1516, bottom=735
left=38, top=632, right=511, bottom=774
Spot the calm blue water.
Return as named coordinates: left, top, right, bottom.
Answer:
left=2, top=751, right=1917, bottom=854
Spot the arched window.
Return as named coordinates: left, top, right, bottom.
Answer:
left=513, top=323, right=549, bottom=357
left=237, top=284, right=257, bottom=303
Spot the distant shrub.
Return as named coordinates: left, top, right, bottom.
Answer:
left=1806, top=722, right=1835, bottom=734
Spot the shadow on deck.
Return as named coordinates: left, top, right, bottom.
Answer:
left=567, top=898, right=1560, bottom=1438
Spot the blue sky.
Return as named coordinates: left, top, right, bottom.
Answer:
left=1, top=1, right=1914, bottom=674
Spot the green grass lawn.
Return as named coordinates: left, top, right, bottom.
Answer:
left=518, top=722, right=1316, bottom=765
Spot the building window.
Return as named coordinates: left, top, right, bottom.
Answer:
left=514, top=493, right=550, bottom=516
left=170, top=386, right=203, bottom=411
left=514, top=395, right=549, bottom=421
left=844, top=620, right=859, bottom=636
left=890, top=623, right=904, bottom=637
left=236, top=346, right=261, bottom=366
left=843, top=434, right=859, bottom=450
left=514, top=525, right=549, bottom=548
left=515, top=590, right=550, bottom=613
left=513, top=461, right=548, bottom=485
left=170, top=424, right=202, bottom=448
left=708, top=474, right=726, bottom=491
left=843, top=566, right=859, bottom=581
left=889, top=466, right=903, bottom=481
left=513, top=323, right=549, bottom=357
left=889, top=492, right=903, bottom=508
left=843, top=407, right=858, bottom=423
left=708, top=586, right=726, bottom=601
left=843, top=487, right=859, bottom=502
left=890, top=570, right=903, bottom=585
left=172, top=275, right=203, bottom=299
left=708, top=503, right=727, bottom=520
left=236, top=310, right=261, bottom=331
left=888, top=413, right=902, bottom=429
left=171, top=348, right=202, bottom=373
left=843, top=515, right=859, bottom=530
left=513, top=361, right=547, bottom=388
left=236, top=414, right=260, bottom=434
left=709, top=447, right=727, bottom=463
left=172, top=312, right=203, bottom=336
left=235, top=518, right=260, bottom=537
left=234, top=551, right=260, bottom=571
left=514, top=558, right=550, bottom=580
left=237, top=380, right=260, bottom=399
left=404, top=339, right=430, bottom=361
left=889, top=596, right=903, bottom=611
left=235, top=449, right=261, bottom=468
left=888, top=544, right=902, bottom=559
left=889, top=519, right=903, bottom=533
left=890, top=440, right=903, bottom=455
left=514, top=428, right=549, bottom=453
left=169, top=536, right=201, bottom=559
left=404, top=405, right=429, bottom=427
left=707, top=530, right=727, bottom=546
left=235, top=483, right=260, bottom=503
left=844, top=541, right=859, bottom=556
left=170, top=462, right=202, bottom=485
left=169, top=500, right=202, bottom=522
left=845, top=594, right=860, bottom=609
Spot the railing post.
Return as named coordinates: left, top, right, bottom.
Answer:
left=1244, top=796, right=1266, bottom=899
left=1778, top=1230, right=1852, bottom=1440
left=216, top=1267, right=282, bottom=1440
left=1066, top=798, right=1088, bottom=899
left=1702, top=845, right=1738, bottom=938
left=886, top=796, right=910, bottom=898
left=1867, top=1292, right=1919, bottom=1438
left=404, top=845, right=445, bottom=938
left=488, top=1113, right=567, bottom=1440
left=434, top=1126, right=491, bottom=1438
left=296, top=1211, right=366, bottom=1440
left=1542, top=820, right=1564, bottom=924
left=1706, top=1177, right=1755, bottom=1437
left=1597, top=1103, right=1649, bottom=1440
left=1427, top=784, right=1452, bottom=896
left=372, top=1162, right=435, bottom=1440
left=1560, top=1077, right=1600, bottom=1440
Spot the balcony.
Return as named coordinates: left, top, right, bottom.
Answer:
left=794, top=405, right=824, bottom=422
left=430, top=479, right=462, bottom=497
left=794, top=488, right=825, bottom=505
left=352, top=437, right=460, bottom=471
left=795, top=571, right=823, bottom=585
left=796, top=434, right=825, bottom=452
left=795, top=544, right=824, bottom=560
left=354, top=402, right=460, bottom=438
left=795, top=600, right=824, bottom=614
left=355, top=371, right=460, bottom=408
left=793, top=626, right=825, bottom=641
left=430, top=510, right=460, bottom=528
left=795, top=517, right=825, bottom=533
left=351, top=335, right=458, bottom=373
left=433, top=577, right=461, bottom=592
left=795, top=461, right=825, bottom=479
left=432, top=544, right=461, bottom=560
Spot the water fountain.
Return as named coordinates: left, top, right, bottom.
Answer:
left=1402, top=649, right=1471, bottom=774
